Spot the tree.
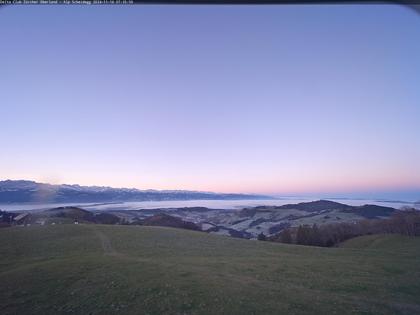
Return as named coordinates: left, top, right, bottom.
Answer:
left=257, top=232, right=267, bottom=241
left=310, top=224, right=322, bottom=246
left=280, top=229, right=292, bottom=244
left=296, top=225, right=311, bottom=245
left=296, top=225, right=304, bottom=245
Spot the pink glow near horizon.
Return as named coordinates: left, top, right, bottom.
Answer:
left=3, top=173, right=419, bottom=197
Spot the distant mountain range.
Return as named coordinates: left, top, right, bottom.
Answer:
left=0, top=180, right=271, bottom=203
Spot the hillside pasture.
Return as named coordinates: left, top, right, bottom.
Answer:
left=1, top=225, right=419, bottom=315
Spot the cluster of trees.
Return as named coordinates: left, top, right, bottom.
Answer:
left=270, top=209, right=420, bottom=247
left=0, top=210, right=14, bottom=228
left=257, top=232, right=267, bottom=241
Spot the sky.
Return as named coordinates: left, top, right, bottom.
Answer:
left=0, top=4, right=420, bottom=200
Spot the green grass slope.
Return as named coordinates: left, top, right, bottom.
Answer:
left=341, top=234, right=420, bottom=254
left=1, top=225, right=420, bottom=315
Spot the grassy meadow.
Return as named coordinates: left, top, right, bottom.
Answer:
left=1, top=225, right=420, bottom=315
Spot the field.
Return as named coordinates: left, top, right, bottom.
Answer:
left=1, top=225, right=420, bottom=315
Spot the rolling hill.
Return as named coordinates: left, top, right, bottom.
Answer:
left=3, top=200, right=400, bottom=240
left=1, top=225, right=419, bottom=315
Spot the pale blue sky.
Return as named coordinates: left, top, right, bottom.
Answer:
left=1, top=5, right=419, bottom=199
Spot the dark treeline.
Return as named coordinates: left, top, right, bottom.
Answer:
left=269, top=209, right=420, bottom=247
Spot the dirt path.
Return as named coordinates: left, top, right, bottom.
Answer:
left=87, top=226, right=151, bottom=263
left=93, top=228, right=117, bottom=255
left=85, top=225, right=122, bottom=257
